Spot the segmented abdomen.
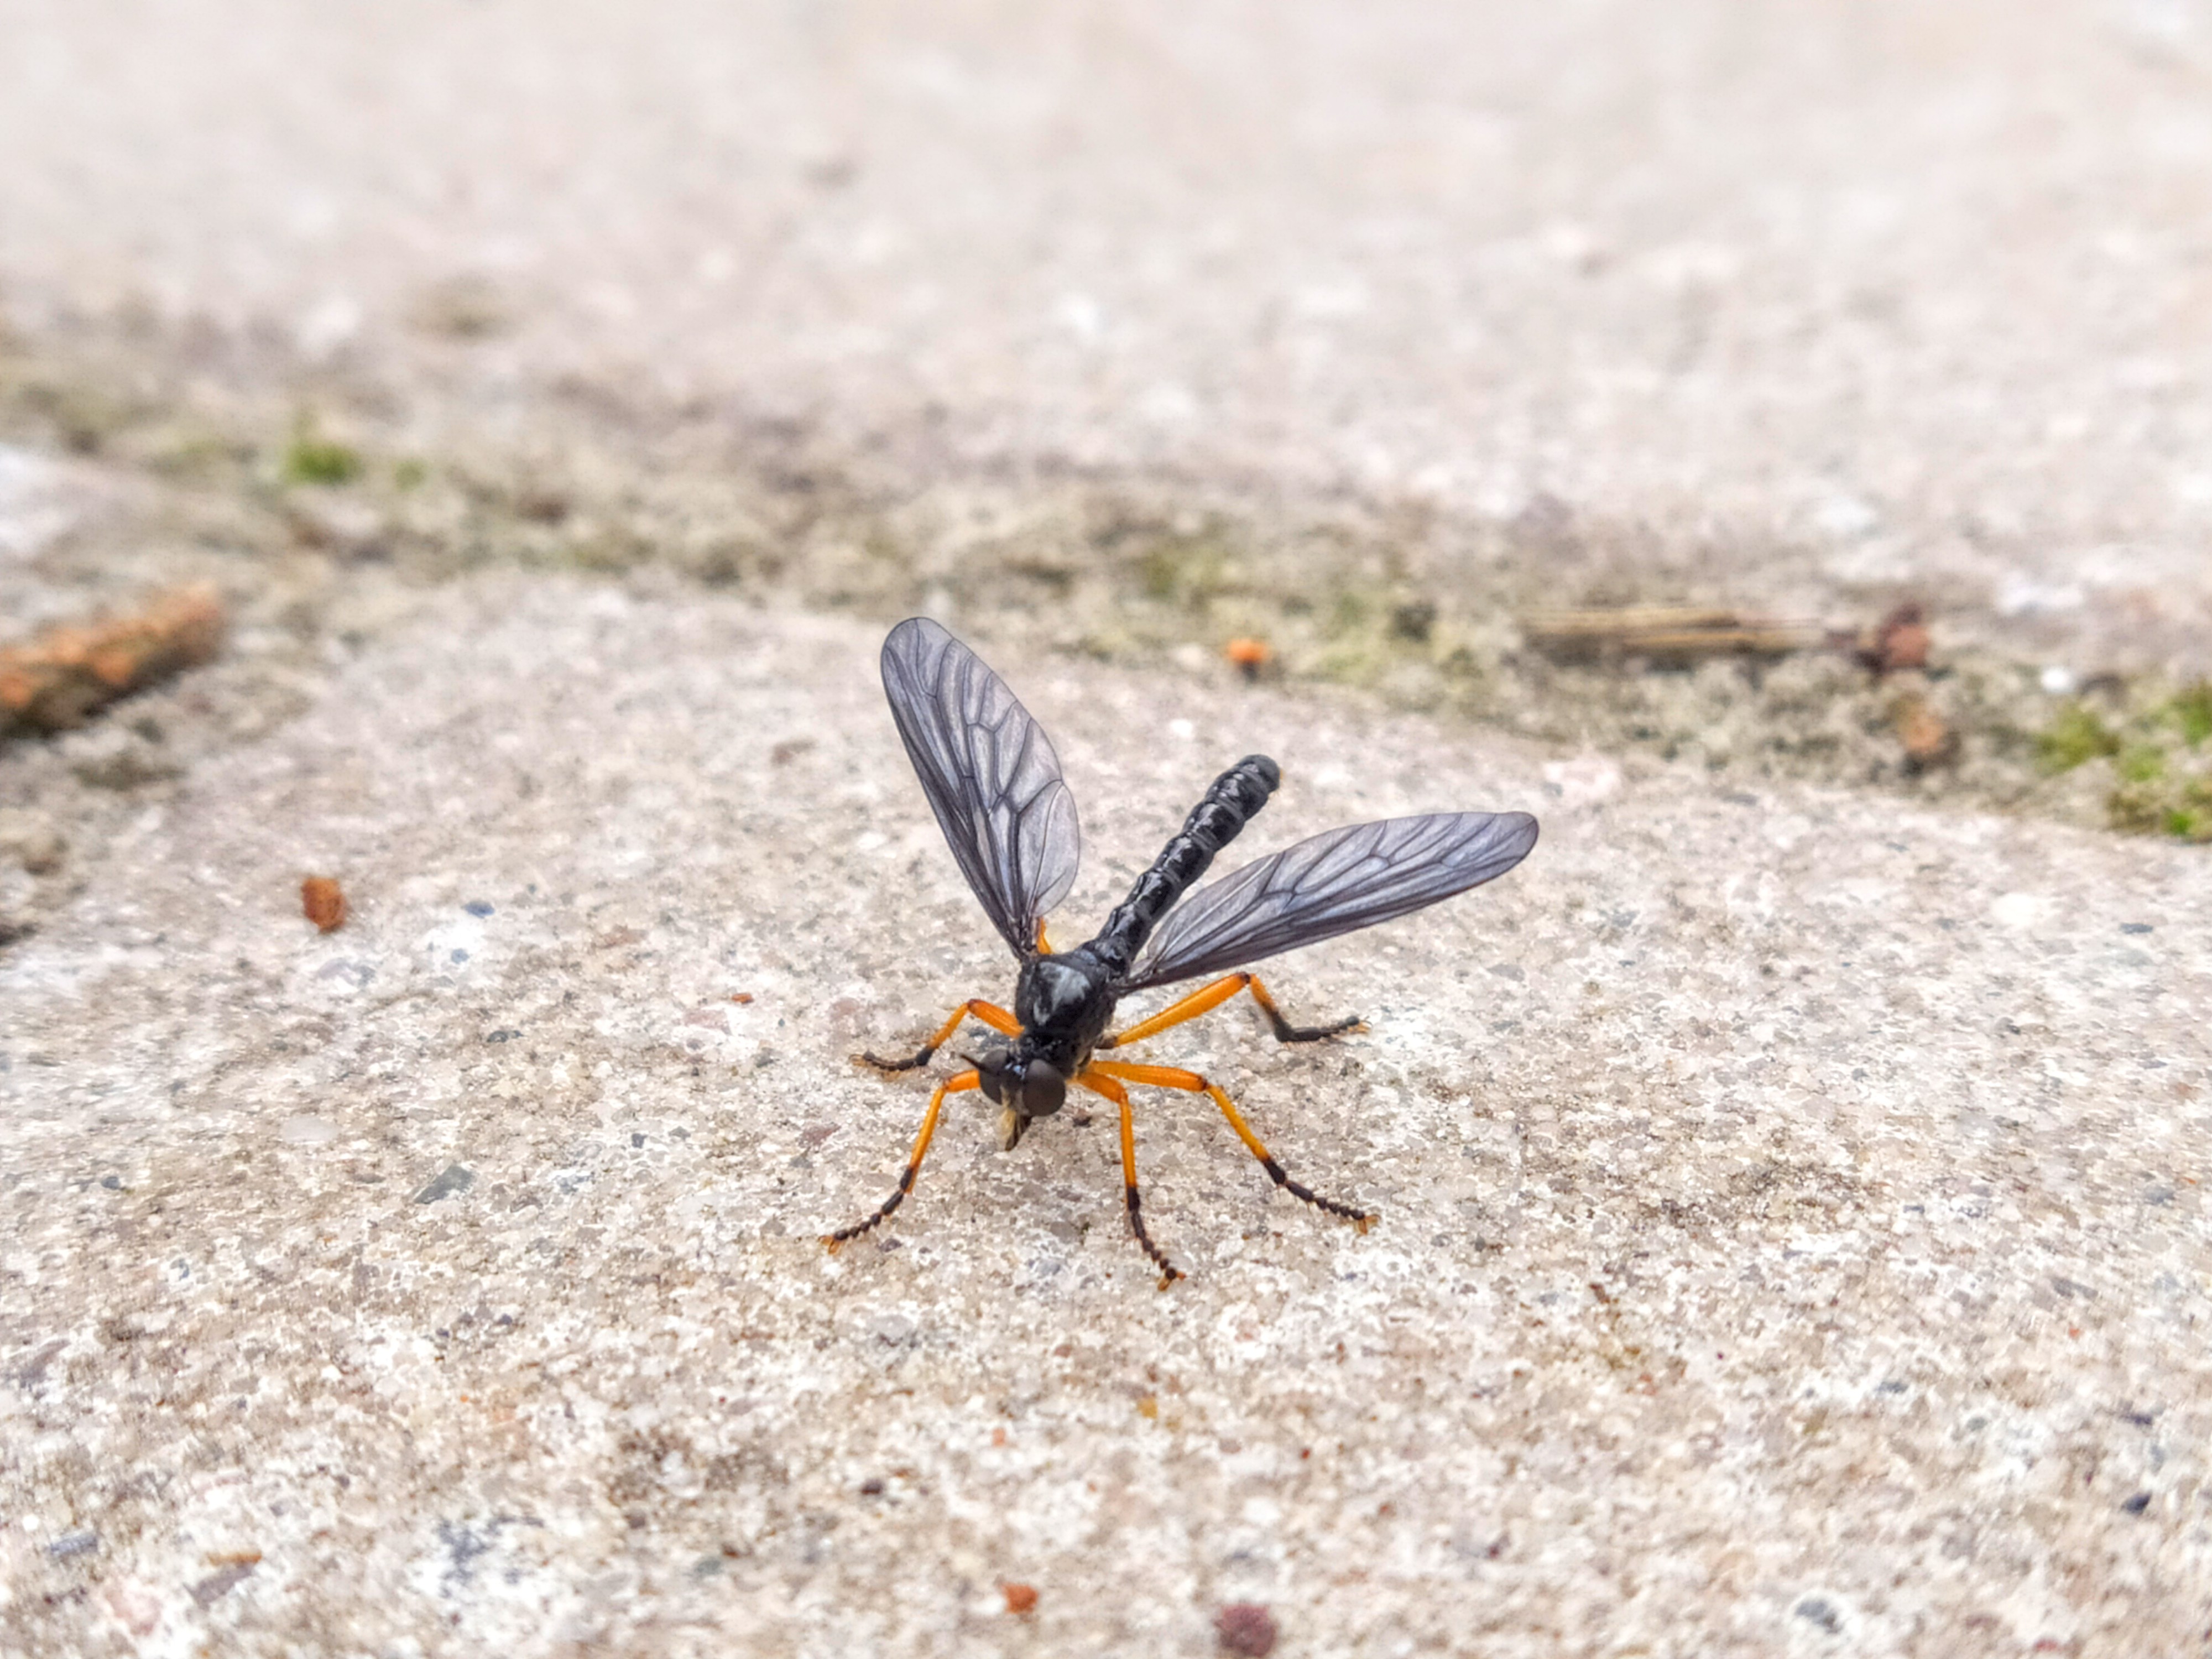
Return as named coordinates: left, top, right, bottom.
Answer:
left=1088, top=755, right=1280, bottom=973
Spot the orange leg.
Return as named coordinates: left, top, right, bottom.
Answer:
left=1035, top=919, right=1053, bottom=954
left=1073, top=1068, right=1184, bottom=1288
left=1099, top=973, right=1361, bottom=1051
left=824, top=1070, right=980, bottom=1248
left=858, top=999, right=1021, bottom=1073
left=1087, top=1059, right=1375, bottom=1231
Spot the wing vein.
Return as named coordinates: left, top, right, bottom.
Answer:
left=880, top=619, right=1082, bottom=958
left=1119, top=811, right=1537, bottom=990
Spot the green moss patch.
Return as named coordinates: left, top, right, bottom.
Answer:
left=3, top=311, right=2209, bottom=851
left=2036, top=702, right=2120, bottom=773
left=283, top=428, right=363, bottom=486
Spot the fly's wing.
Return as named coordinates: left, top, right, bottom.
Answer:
left=1118, top=811, right=1538, bottom=992
left=879, top=617, right=1081, bottom=957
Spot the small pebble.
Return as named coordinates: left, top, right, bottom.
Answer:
left=1215, top=1603, right=1278, bottom=1656
left=301, top=875, right=346, bottom=932
left=870, top=1312, right=916, bottom=1345
left=190, top=1562, right=255, bottom=1606
left=1793, top=1597, right=1841, bottom=1633
left=413, top=1164, right=474, bottom=1204
left=1224, top=638, right=1273, bottom=680
left=1870, top=604, right=1929, bottom=674
left=1001, top=1582, right=1039, bottom=1615
left=1894, top=695, right=1954, bottom=768
left=0, top=810, right=65, bottom=874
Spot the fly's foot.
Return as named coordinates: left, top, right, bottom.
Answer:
left=825, top=1188, right=906, bottom=1250
left=857, top=1045, right=933, bottom=1074
left=1125, top=1188, right=1182, bottom=1287
left=1267, top=1011, right=1366, bottom=1044
left=1263, top=1156, right=1373, bottom=1230
left=1294, top=1186, right=1373, bottom=1229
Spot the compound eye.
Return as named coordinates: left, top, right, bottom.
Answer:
left=1022, top=1063, right=1066, bottom=1118
left=973, top=1053, right=1009, bottom=1104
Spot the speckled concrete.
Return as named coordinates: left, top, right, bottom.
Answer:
left=3, top=581, right=2207, bottom=1655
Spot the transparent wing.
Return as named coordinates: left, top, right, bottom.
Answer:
left=879, top=617, right=1081, bottom=958
left=1119, top=811, right=1538, bottom=992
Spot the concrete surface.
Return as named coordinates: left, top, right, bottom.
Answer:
left=3, top=581, right=2209, bottom=1654
left=5, top=2, right=2212, bottom=1654
left=7, top=1, right=2212, bottom=660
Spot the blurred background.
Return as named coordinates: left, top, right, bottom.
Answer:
left=4, top=0, right=2212, bottom=839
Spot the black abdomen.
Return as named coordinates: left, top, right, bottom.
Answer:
left=1089, top=755, right=1279, bottom=973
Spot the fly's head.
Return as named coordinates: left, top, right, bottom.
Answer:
left=968, top=1042, right=1067, bottom=1151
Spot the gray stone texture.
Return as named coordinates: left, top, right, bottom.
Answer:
left=4, top=583, right=2208, bottom=1653
left=4, top=2, right=2212, bottom=1653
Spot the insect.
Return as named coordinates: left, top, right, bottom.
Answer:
left=826, top=618, right=1539, bottom=1286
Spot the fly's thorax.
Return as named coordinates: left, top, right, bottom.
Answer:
left=1013, top=948, right=1115, bottom=1061
left=984, top=948, right=1116, bottom=1151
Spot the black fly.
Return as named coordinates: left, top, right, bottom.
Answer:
left=826, top=618, right=1539, bottom=1286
